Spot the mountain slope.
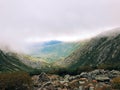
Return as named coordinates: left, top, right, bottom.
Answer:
left=0, top=50, right=33, bottom=73
left=62, top=29, right=120, bottom=70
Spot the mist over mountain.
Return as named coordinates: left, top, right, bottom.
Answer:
left=58, top=28, right=120, bottom=71
left=0, top=28, right=120, bottom=73
left=0, top=0, right=120, bottom=89
left=1, top=0, right=120, bottom=89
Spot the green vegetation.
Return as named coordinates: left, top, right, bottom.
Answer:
left=61, top=33, right=120, bottom=72
left=1, top=30, right=120, bottom=76
left=0, top=50, right=33, bottom=73
left=0, top=72, right=32, bottom=90
left=28, top=32, right=120, bottom=75
left=98, top=63, right=120, bottom=70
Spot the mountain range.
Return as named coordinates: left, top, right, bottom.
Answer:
left=0, top=28, right=120, bottom=74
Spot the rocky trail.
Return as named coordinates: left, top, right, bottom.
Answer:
left=32, top=69, right=120, bottom=90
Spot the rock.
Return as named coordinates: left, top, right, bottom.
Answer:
left=79, top=86, right=84, bottom=90
left=64, top=75, right=70, bottom=79
left=89, top=86, right=94, bottom=90
left=57, top=87, right=62, bottom=90
left=40, top=82, right=56, bottom=90
left=32, top=70, right=119, bottom=90
left=79, top=81, right=85, bottom=85
left=95, top=75, right=110, bottom=82
left=32, top=75, right=40, bottom=84
left=64, top=74, right=70, bottom=82
left=48, top=75, right=60, bottom=81
left=38, top=72, right=50, bottom=83
left=89, top=69, right=105, bottom=75
left=108, top=70, right=120, bottom=78
left=69, top=79, right=80, bottom=89
left=60, top=81, right=69, bottom=84
left=68, top=76, right=75, bottom=81
left=111, top=70, right=120, bottom=74
left=80, top=72, right=88, bottom=78
left=75, top=75, right=81, bottom=79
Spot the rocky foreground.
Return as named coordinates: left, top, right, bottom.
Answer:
left=32, top=69, right=120, bottom=90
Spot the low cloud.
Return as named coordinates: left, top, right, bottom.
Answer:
left=0, top=0, right=120, bottom=52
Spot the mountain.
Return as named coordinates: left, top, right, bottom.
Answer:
left=30, top=40, right=62, bottom=48
left=0, top=49, right=51, bottom=74
left=0, top=50, right=33, bottom=73
left=19, top=54, right=49, bottom=69
left=29, top=41, right=84, bottom=62
left=42, top=40, right=62, bottom=46
left=60, top=29, right=120, bottom=70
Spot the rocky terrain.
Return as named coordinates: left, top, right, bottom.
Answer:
left=32, top=69, right=120, bottom=90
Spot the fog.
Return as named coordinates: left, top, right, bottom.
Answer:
left=0, top=0, right=120, bottom=52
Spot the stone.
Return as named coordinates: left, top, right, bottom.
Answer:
left=89, top=86, right=94, bottom=90
left=79, top=81, right=85, bottom=85
left=38, top=72, right=50, bottom=83
left=95, top=75, right=110, bottom=82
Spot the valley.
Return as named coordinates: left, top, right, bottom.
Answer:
left=0, top=28, right=120, bottom=90
left=0, top=28, right=120, bottom=74
left=28, top=41, right=84, bottom=63
left=1, top=0, right=120, bottom=89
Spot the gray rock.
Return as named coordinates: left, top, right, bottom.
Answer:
left=80, top=72, right=88, bottom=78
left=95, top=75, right=110, bottom=82
left=64, top=74, right=70, bottom=81
left=38, top=72, right=50, bottom=83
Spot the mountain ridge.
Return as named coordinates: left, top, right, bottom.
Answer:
left=0, top=50, right=33, bottom=73
left=58, top=29, right=120, bottom=71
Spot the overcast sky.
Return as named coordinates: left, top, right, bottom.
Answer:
left=0, top=0, right=120, bottom=51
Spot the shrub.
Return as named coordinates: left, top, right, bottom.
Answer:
left=112, top=77, right=120, bottom=89
left=0, top=72, right=32, bottom=90
left=76, top=66, right=93, bottom=74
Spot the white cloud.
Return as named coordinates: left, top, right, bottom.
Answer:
left=0, top=0, right=120, bottom=51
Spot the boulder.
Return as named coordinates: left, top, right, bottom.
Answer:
left=80, top=72, right=88, bottom=78
left=38, top=72, right=50, bottom=83
left=95, top=75, right=110, bottom=82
